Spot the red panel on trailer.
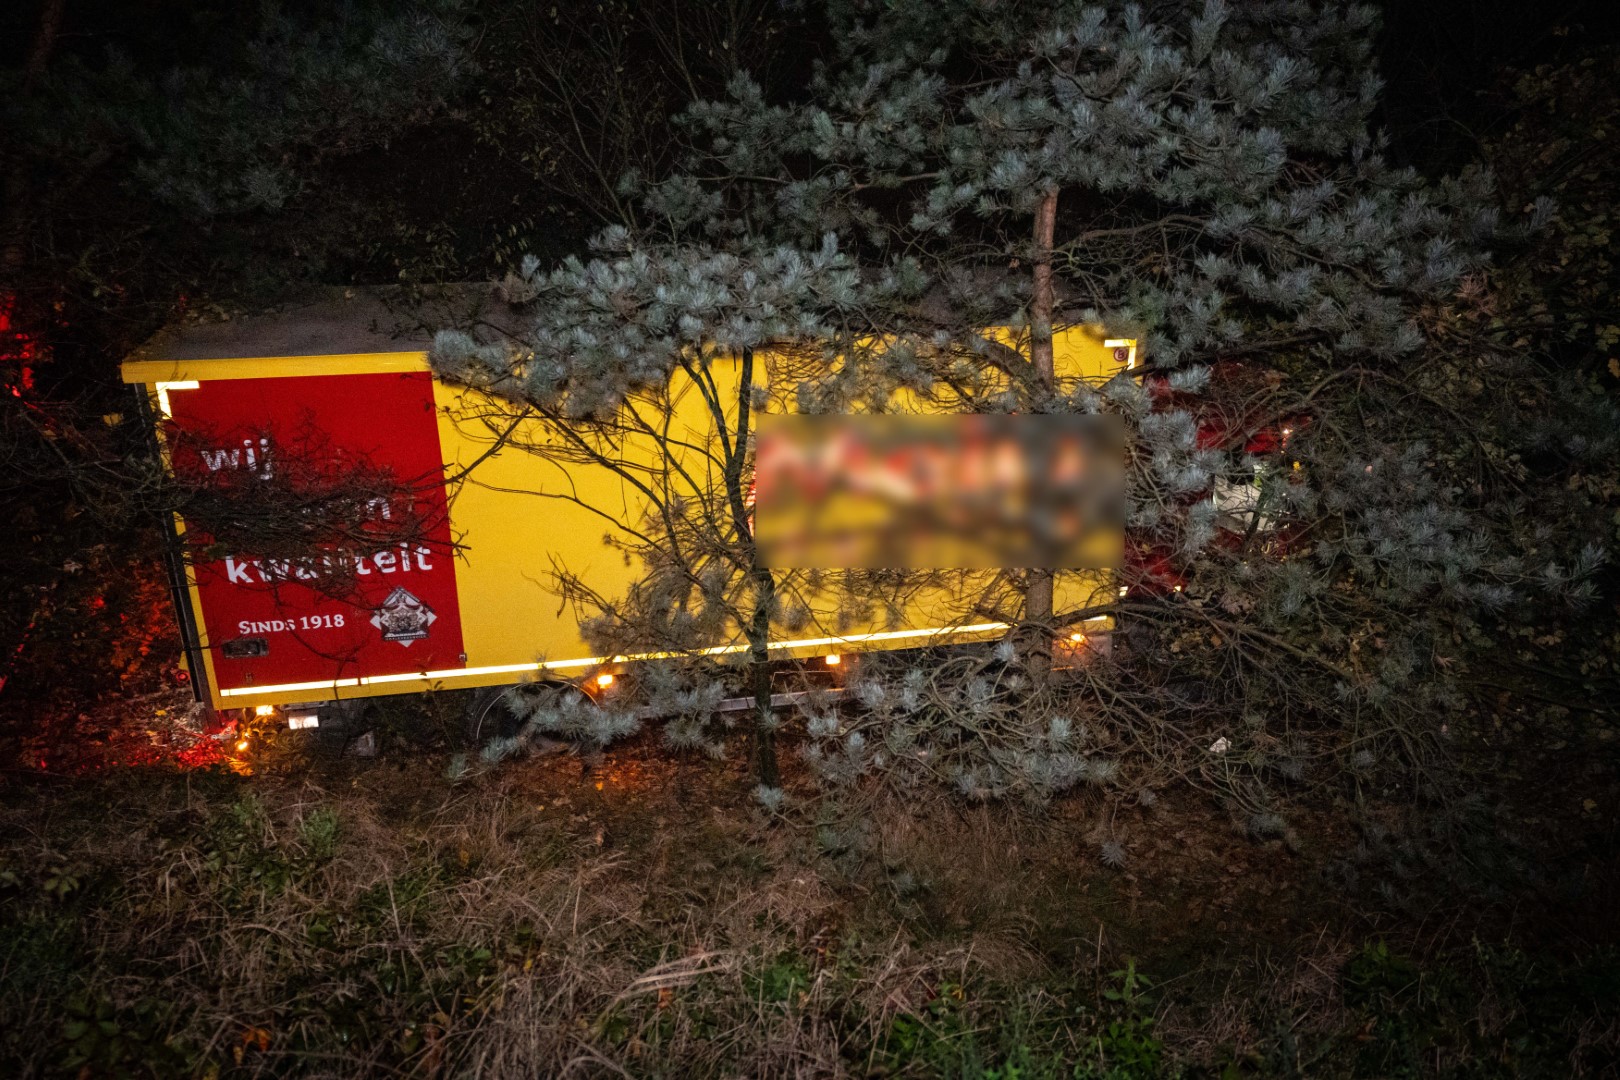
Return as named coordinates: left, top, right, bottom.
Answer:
left=164, top=371, right=465, bottom=692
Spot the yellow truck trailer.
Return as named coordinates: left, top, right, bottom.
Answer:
left=123, top=288, right=1125, bottom=733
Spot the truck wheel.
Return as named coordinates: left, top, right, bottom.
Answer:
left=463, top=682, right=592, bottom=751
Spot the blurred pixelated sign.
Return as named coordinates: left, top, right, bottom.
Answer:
left=753, top=414, right=1122, bottom=569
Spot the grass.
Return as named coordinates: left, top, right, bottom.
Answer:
left=0, top=732, right=1616, bottom=1077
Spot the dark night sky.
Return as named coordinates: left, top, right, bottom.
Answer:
left=2, top=1, right=1616, bottom=197
left=1376, top=0, right=1620, bottom=169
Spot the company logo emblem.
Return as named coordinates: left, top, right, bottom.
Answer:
left=371, top=587, right=437, bottom=646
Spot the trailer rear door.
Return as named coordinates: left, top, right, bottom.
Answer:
left=160, top=368, right=466, bottom=697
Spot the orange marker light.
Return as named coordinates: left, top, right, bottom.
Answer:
left=595, top=673, right=615, bottom=688
left=235, top=739, right=250, bottom=752
left=824, top=653, right=842, bottom=667
left=1069, top=632, right=1086, bottom=643
left=254, top=705, right=275, bottom=716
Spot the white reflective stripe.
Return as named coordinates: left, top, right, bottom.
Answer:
left=224, top=677, right=363, bottom=696
left=217, top=622, right=1016, bottom=699
left=154, top=380, right=200, bottom=417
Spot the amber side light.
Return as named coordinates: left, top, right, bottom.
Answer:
left=595, top=673, right=615, bottom=688
left=254, top=705, right=276, bottom=716
left=824, top=654, right=842, bottom=666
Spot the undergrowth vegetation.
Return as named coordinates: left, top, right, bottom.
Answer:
left=1, top=747, right=1614, bottom=1078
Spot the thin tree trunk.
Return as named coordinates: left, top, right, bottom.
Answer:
left=748, top=563, right=779, bottom=788
left=1024, top=188, right=1058, bottom=677
left=724, top=346, right=779, bottom=788
left=21, top=0, right=65, bottom=85
left=3, top=0, right=68, bottom=272
left=1031, top=190, right=1057, bottom=386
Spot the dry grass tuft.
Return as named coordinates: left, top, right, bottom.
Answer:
left=1, top=749, right=1614, bottom=1078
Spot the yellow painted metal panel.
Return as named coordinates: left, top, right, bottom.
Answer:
left=426, top=326, right=1126, bottom=680
left=431, top=378, right=645, bottom=672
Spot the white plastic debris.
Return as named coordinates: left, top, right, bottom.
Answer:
left=1208, top=736, right=1230, bottom=754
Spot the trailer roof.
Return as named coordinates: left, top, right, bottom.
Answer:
left=123, top=276, right=1097, bottom=385
left=127, top=284, right=517, bottom=363
left=128, top=264, right=1082, bottom=363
